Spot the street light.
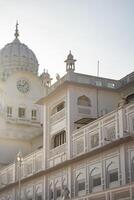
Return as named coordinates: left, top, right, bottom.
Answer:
left=16, top=151, right=23, bottom=200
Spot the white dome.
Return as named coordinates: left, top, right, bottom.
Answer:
left=0, top=38, right=39, bottom=77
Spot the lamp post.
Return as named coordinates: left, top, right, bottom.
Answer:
left=16, top=152, right=23, bottom=200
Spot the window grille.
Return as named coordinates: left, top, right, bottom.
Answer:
left=53, top=131, right=66, bottom=148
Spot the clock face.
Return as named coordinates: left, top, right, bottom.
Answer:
left=17, top=79, right=29, bottom=93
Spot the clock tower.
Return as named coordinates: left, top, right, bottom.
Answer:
left=0, top=23, right=46, bottom=165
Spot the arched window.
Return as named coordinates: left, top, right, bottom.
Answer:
left=77, top=95, right=91, bottom=107
left=53, top=130, right=66, bottom=148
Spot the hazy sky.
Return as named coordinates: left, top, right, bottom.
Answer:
left=0, top=0, right=134, bottom=79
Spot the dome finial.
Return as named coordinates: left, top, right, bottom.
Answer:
left=14, top=21, right=19, bottom=39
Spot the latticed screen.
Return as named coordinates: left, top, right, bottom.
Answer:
left=76, top=139, right=84, bottom=155
left=91, top=133, right=99, bottom=148
left=106, top=126, right=116, bottom=140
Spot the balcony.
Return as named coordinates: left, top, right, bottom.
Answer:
left=72, top=103, right=134, bottom=157
left=6, top=116, right=41, bottom=127
left=72, top=182, right=133, bottom=200
left=48, top=143, right=67, bottom=167
left=50, top=108, right=65, bottom=125
left=0, top=149, right=44, bottom=189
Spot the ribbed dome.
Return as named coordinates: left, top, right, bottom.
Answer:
left=0, top=37, right=39, bottom=77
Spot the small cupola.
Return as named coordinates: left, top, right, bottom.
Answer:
left=40, top=69, right=52, bottom=87
left=64, top=51, right=76, bottom=72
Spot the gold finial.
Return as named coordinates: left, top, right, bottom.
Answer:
left=14, top=21, right=19, bottom=38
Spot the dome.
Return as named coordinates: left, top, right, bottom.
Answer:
left=67, top=51, right=74, bottom=60
left=0, top=38, right=39, bottom=76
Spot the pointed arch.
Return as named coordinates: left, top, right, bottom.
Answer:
left=77, top=95, right=91, bottom=107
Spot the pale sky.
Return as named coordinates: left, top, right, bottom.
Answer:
left=0, top=0, right=134, bottom=80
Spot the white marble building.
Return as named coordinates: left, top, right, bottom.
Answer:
left=0, top=23, right=51, bottom=166
left=0, top=24, right=134, bottom=200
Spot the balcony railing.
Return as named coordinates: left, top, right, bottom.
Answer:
left=0, top=149, right=44, bottom=189
left=50, top=108, right=65, bottom=124
left=6, top=116, right=41, bottom=126
left=71, top=182, right=133, bottom=200
left=0, top=163, right=15, bottom=187
left=72, top=103, right=134, bottom=157
left=20, top=149, right=44, bottom=178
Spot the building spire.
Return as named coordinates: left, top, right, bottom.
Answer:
left=14, top=21, right=19, bottom=39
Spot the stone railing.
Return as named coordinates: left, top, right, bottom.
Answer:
left=48, top=151, right=67, bottom=168
left=0, top=149, right=44, bottom=189
left=72, top=103, right=134, bottom=157
left=48, top=71, right=134, bottom=96
left=6, top=116, right=41, bottom=126
left=72, top=182, right=133, bottom=200
left=0, top=164, right=15, bottom=188
left=20, top=149, right=44, bottom=178
left=50, top=108, right=65, bottom=124
left=48, top=72, right=118, bottom=94
left=48, top=143, right=67, bottom=168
